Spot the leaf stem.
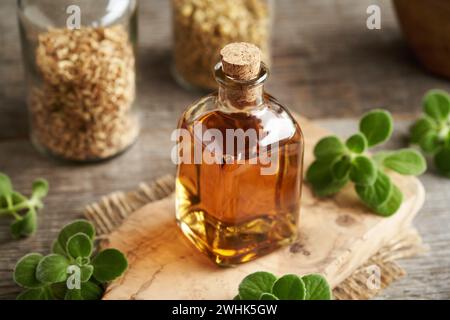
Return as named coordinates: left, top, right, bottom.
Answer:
left=0, top=198, right=38, bottom=216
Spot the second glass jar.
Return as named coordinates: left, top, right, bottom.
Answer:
left=171, top=0, right=273, bottom=91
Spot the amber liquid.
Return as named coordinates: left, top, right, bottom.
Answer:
left=176, top=107, right=304, bottom=266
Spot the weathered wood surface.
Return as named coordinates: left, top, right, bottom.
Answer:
left=0, top=0, right=449, bottom=299
left=102, top=117, right=425, bottom=300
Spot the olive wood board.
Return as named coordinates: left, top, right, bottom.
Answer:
left=102, top=116, right=425, bottom=300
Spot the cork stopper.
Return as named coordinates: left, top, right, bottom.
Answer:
left=220, top=42, right=262, bottom=81
left=219, top=43, right=263, bottom=108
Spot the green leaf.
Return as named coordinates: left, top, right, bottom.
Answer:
left=36, top=254, right=70, bottom=284
left=233, top=295, right=241, bottom=300
left=58, top=220, right=95, bottom=254
left=238, top=271, right=277, bottom=300
left=67, top=233, right=93, bottom=259
left=331, top=156, right=352, bottom=180
left=10, top=209, right=37, bottom=239
left=350, top=156, right=377, bottom=186
left=423, top=90, right=450, bottom=122
left=419, top=131, right=441, bottom=154
left=80, top=281, right=104, bottom=300
left=52, top=240, right=67, bottom=256
left=17, top=288, right=52, bottom=300
left=65, top=289, right=83, bottom=300
left=410, top=117, right=436, bottom=143
left=260, top=293, right=279, bottom=300
left=31, top=179, right=49, bottom=201
left=359, top=109, right=393, bottom=147
left=14, top=253, right=44, bottom=289
left=373, top=184, right=403, bottom=217
left=302, top=274, right=332, bottom=300
left=92, top=249, right=128, bottom=283
left=80, top=265, right=94, bottom=282
left=435, top=146, right=450, bottom=177
left=272, top=274, right=306, bottom=300
left=355, top=171, right=393, bottom=209
left=50, top=282, right=68, bottom=300
left=346, top=133, right=368, bottom=154
left=382, top=149, right=427, bottom=176
left=307, top=160, right=349, bottom=197
left=0, top=173, right=13, bottom=198
left=313, top=136, right=347, bottom=161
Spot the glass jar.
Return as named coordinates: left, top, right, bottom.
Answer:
left=18, top=0, right=139, bottom=162
left=175, top=43, right=304, bottom=266
left=171, top=0, right=273, bottom=91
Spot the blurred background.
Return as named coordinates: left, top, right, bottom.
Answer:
left=2, top=0, right=450, bottom=143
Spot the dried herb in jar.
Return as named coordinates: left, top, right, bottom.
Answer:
left=172, top=0, right=272, bottom=90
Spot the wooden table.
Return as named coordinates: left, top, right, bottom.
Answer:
left=0, top=0, right=449, bottom=300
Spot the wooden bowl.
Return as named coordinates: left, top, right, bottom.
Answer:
left=394, top=0, right=450, bottom=78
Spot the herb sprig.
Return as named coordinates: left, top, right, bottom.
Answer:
left=307, top=110, right=426, bottom=217
left=14, top=220, right=128, bottom=300
left=0, top=173, right=49, bottom=238
left=234, top=272, right=332, bottom=300
left=410, top=90, right=450, bottom=178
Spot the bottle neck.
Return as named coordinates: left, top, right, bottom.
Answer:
left=215, top=62, right=269, bottom=110
left=218, top=83, right=265, bottom=109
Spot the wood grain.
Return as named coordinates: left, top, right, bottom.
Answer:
left=0, top=0, right=449, bottom=300
left=101, top=117, right=425, bottom=300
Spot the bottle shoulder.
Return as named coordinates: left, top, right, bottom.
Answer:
left=179, top=93, right=303, bottom=144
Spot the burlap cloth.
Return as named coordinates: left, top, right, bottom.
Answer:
left=84, top=175, right=425, bottom=300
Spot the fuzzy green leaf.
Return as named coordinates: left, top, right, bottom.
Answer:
left=80, top=265, right=94, bottom=283
left=423, top=90, right=450, bottom=122
left=359, top=109, right=393, bottom=147
left=10, top=209, right=37, bottom=239
left=373, top=184, right=403, bottom=217
left=307, top=160, right=349, bottom=197
left=52, top=240, right=67, bottom=256
left=355, top=171, right=393, bottom=209
left=382, top=149, right=427, bottom=176
left=17, top=288, right=52, bottom=300
left=302, top=274, right=332, bottom=300
left=67, top=233, right=93, bottom=259
left=80, top=281, right=104, bottom=300
left=350, top=156, right=377, bottom=186
left=36, top=254, right=70, bottom=284
left=238, top=272, right=277, bottom=300
left=272, top=274, right=306, bottom=300
left=65, top=289, right=83, bottom=300
left=313, top=136, right=346, bottom=161
left=435, top=146, right=450, bottom=177
left=31, top=179, right=49, bottom=201
left=50, top=282, right=68, bottom=300
left=58, top=220, right=95, bottom=255
left=13, top=253, right=44, bottom=289
left=410, top=117, right=436, bottom=143
left=92, top=249, right=128, bottom=283
left=0, top=173, right=13, bottom=199
left=346, top=133, right=368, bottom=154
left=331, top=156, right=352, bottom=180
left=260, top=293, right=279, bottom=300
left=419, top=131, right=441, bottom=154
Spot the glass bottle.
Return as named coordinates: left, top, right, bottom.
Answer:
left=171, top=0, right=273, bottom=91
left=175, top=43, right=304, bottom=266
left=18, top=0, right=139, bottom=162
